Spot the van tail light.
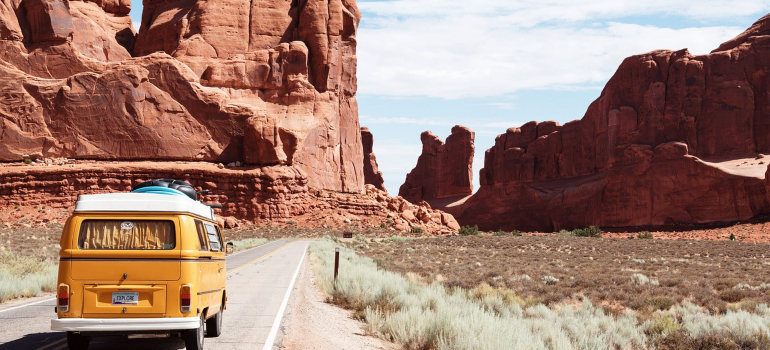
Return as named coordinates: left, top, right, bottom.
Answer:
left=181, top=285, right=192, bottom=313
left=58, top=284, right=70, bottom=313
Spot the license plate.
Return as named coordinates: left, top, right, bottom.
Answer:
left=112, top=292, right=139, bottom=305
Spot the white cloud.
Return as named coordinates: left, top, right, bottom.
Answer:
left=356, top=0, right=766, bottom=99
left=359, top=0, right=769, bottom=24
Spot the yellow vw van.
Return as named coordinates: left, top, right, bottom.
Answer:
left=51, top=179, right=229, bottom=350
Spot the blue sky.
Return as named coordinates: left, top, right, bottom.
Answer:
left=129, top=1, right=770, bottom=194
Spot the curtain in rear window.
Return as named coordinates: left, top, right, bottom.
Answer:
left=78, top=220, right=176, bottom=250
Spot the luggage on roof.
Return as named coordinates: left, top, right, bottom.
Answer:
left=132, top=179, right=197, bottom=200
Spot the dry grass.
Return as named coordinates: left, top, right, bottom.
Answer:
left=351, top=235, right=770, bottom=316
left=0, top=251, right=57, bottom=302
left=312, top=238, right=770, bottom=349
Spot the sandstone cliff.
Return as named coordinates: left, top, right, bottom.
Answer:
left=399, top=125, right=474, bottom=204
left=361, top=127, right=385, bottom=191
left=0, top=0, right=363, bottom=193
left=0, top=0, right=461, bottom=233
left=453, top=14, right=770, bottom=231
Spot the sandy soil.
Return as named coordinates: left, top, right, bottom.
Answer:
left=276, top=256, right=396, bottom=350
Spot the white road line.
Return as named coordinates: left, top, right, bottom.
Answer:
left=261, top=243, right=308, bottom=350
left=0, top=297, right=55, bottom=314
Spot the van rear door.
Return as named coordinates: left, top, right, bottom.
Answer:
left=69, top=218, right=180, bottom=316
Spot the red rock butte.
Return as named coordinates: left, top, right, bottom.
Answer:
left=404, top=14, right=770, bottom=232
left=0, top=0, right=463, bottom=233
left=0, top=0, right=363, bottom=192
left=399, top=125, right=474, bottom=204
left=361, top=127, right=385, bottom=191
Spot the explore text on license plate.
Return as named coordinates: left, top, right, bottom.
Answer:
left=112, top=292, right=139, bottom=305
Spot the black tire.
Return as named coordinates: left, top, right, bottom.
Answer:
left=184, top=314, right=205, bottom=350
left=205, top=307, right=223, bottom=337
left=132, top=179, right=197, bottom=200
left=66, top=332, right=90, bottom=350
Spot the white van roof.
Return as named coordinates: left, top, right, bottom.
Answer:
left=74, top=193, right=216, bottom=221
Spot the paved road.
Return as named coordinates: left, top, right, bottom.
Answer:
left=0, top=239, right=311, bottom=350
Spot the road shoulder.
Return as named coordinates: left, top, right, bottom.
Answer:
left=275, top=254, right=396, bottom=350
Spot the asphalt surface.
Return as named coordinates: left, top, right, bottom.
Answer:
left=0, top=239, right=311, bottom=350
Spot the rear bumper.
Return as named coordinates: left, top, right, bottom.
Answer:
left=52, top=317, right=199, bottom=332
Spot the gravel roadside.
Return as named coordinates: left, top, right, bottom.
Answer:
left=276, top=255, right=396, bottom=350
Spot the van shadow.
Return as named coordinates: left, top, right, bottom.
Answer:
left=0, top=332, right=185, bottom=350
left=0, top=332, right=65, bottom=350
left=88, top=336, right=186, bottom=350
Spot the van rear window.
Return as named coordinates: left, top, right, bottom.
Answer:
left=78, top=220, right=176, bottom=250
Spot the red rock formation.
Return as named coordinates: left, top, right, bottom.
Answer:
left=361, top=127, right=385, bottom=191
left=0, top=162, right=459, bottom=234
left=399, top=125, right=474, bottom=204
left=0, top=0, right=364, bottom=193
left=457, top=14, right=770, bottom=231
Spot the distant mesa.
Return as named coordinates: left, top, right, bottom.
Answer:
left=400, top=13, right=770, bottom=232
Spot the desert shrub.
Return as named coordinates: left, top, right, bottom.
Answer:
left=229, top=238, right=268, bottom=252
left=676, top=304, right=770, bottom=349
left=542, top=275, right=559, bottom=285
left=411, top=226, right=423, bottom=234
left=0, top=252, right=57, bottom=302
left=493, top=230, right=507, bottom=236
left=631, top=273, right=660, bottom=286
left=647, top=296, right=676, bottom=311
left=645, top=315, right=680, bottom=336
left=468, top=283, right=537, bottom=312
left=719, top=288, right=750, bottom=303
left=654, top=331, right=738, bottom=350
left=557, top=229, right=573, bottom=236
left=733, top=283, right=754, bottom=291
left=571, top=226, right=602, bottom=237
left=380, top=223, right=388, bottom=229
left=637, top=231, right=654, bottom=239
left=386, top=236, right=408, bottom=243
left=309, top=239, right=647, bottom=350
left=735, top=299, right=760, bottom=313
left=23, top=158, right=32, bottom=164
left=459, top=225, right=479, bottom=236
left=312, top=239, right=770, bottom=350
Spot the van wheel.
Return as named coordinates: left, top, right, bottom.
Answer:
left=184, top=314, right=205, bottom=350
left=205, top=308, right=223, bottom=337
left=66, top=332, right=90, bottom=350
